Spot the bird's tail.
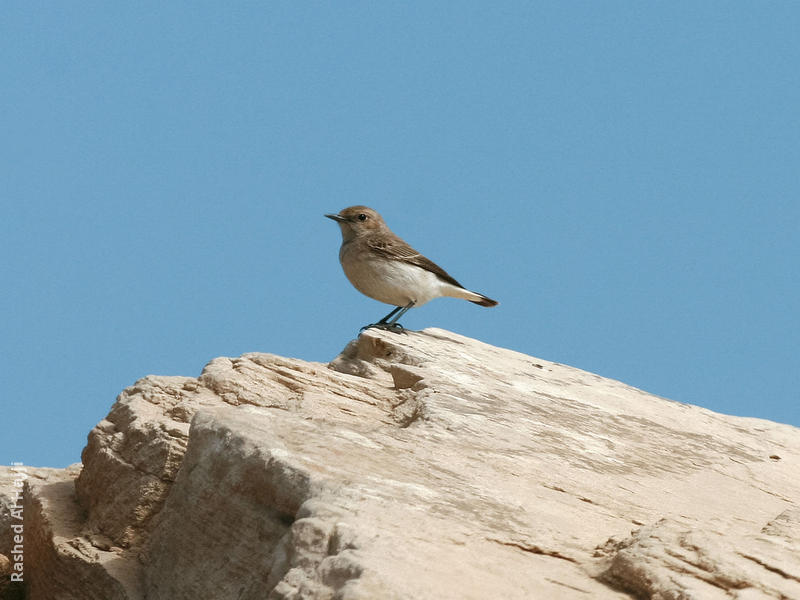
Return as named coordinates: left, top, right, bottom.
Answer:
left=444, top=285, right=498, bottom=307
left=469, top=293, right=498, bottom=307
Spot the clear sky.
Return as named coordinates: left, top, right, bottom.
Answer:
left=2, top=3, right=798, bottom=467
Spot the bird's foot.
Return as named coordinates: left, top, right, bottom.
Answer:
left=359, top=322, right=407, bottom=334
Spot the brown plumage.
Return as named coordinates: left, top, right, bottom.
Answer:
left=325, top=206, right=498, bottom=331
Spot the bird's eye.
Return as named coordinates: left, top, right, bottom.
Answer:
left=357, top=213, right=367, bottom=221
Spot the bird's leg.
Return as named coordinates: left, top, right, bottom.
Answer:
left=377, top=305, right=404, bottom=324
left=360, top=301, right=415, bottom=333
left=385, top=302, right=414, bottom=325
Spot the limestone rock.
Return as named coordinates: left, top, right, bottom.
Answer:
left=0, top=464, right=137, bottom=600
left=2, top=328, right=799, bottom=599
left=599, top=516, right=800, bottom=599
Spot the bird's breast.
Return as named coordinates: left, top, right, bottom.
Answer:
left=339, top=243, right=442, bottom=307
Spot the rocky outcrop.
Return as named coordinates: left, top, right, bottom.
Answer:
left=1, top=328, right=798, bottom=599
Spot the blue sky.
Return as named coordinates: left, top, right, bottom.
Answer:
left=2, top=3, right=798, bottom=467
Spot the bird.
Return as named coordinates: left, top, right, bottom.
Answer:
left=325, top=206, right=498, bottom=332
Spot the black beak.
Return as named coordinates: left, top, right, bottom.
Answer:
left=325, top=213, right=347, bottom=222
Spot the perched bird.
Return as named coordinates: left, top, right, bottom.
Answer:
left=325, top=206, right=498, bottom=332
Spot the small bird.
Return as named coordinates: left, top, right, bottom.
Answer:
left=325, top=206, right=498, bottom=332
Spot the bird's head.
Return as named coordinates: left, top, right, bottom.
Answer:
left=325, top=206, right=388, bottom=241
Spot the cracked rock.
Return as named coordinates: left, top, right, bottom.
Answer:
left=1, top=328, right=798, bottom=599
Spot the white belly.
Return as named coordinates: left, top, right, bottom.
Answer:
left=341, top=255, right=444, bottom=307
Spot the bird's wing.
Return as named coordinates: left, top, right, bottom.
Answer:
left=365, top=235, right=465, bottom=289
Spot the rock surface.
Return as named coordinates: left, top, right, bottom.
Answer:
left=1, top=328, right=799, bottom=599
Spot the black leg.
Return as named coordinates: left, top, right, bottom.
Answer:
left=361, top=301, right=415, bottom=333
left=377, top=305, right=404, bottom=324
left=385, top=303, right=413, bottom=325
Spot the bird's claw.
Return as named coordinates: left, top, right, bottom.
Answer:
left=359, top=322, right=407, bottom=334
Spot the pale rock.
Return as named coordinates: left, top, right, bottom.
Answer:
left=0, top=464, right=140, bottom=599
left=1, top=328, right=798, bottom=599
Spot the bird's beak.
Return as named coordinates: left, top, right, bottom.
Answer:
left=325, top=213, right=347, bottom=223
